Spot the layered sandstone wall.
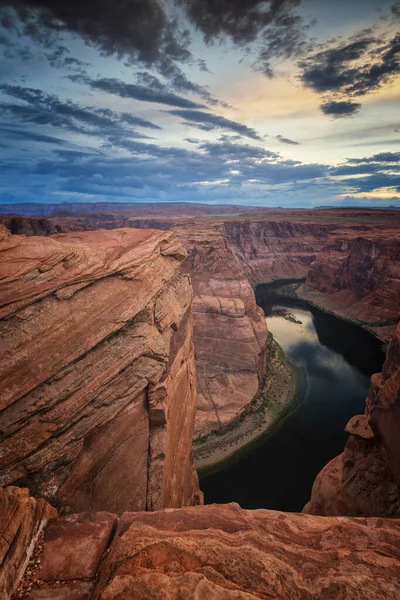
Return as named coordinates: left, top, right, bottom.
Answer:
left=0, top=229, right=201, bottom=514
left=9, top=501, right=400, bottom=599
left=304, top=322, right=400, bottom=517
left=174, top=223, right=268, bottom=438
left=223, top=219, right=334, bottom=285
left=299, top=229, right=400, bottom=339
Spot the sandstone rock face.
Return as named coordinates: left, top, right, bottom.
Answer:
left=17, top=503, right=400, bottom=600
left=175, top=224, right=267, bottom=438
left=223, top=219, right=334, bottom=285
left=304, top=322, right=400, bottom=517
left=0, top=223, right=11, bottom=240
left=303, top=228, right=400, bottom=329
left=0, top=229, right=201, bottom=513
left=0, top=486, right=57, bottom=599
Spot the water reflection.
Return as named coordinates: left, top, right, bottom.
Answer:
left=199, top=290, right=385, bottom=512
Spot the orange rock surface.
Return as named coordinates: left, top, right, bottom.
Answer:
left=0, top=486, right=56, bottom=599
left=11, top=502, right=400, bottom=600
left=301, top=228, right=400, bottom=335
left=304, top=322, right=400, bottom=517
left=175, top=223, right=267, bottom=437
left=0, top=229, right=201, bottom=513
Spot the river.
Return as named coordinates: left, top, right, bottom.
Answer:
left=199, top=282, right=385, bottom=512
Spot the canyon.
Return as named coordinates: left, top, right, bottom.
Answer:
left=1, top=207, right=399, bottom=444
left=0, top=205, right=399, bottom=599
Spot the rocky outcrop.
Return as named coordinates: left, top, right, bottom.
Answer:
left=0, top=486, right=57, bottom=599
left=11, top=502, right=400, bottom=599
left=304, top=322, right=400, bottom=517
left=299, top=228, right=400, bottom=340
left=0, top=229, right=201, bottom=513
left=174, top=224, right=267, bottom=438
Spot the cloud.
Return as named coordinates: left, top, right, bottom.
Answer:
left=77, top=76, right=206, bottom=110
left=178, top=0, right=312, bottom=77
left=155, top=57, right=229, bottom=107
left=275, top=134, right=300, bottom=145
left=346, top=151, right=400, bottom=164
left=392, top=2, right=400, bottom=20
left=299, top=30, right=400, bottom=117
left=330, top=151, right=399, bottom=190
left=0, top=0, right=191, bottom=65
left=0, top=85, right=162, bottom=150
left=320, top=100, right=361, bottom=118
left=167, top=109, right=262, bottom=140
left=0, top=126, right=72, bottom=146
left=0, top=132, right=330, bottom=205
left=177, top=0, right=301, bottom=45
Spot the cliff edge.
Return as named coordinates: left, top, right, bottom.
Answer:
left=0, top=229, right=202, bottom=514
left=304, top=322, right=400, bottom=517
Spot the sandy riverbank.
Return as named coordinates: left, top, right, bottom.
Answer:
left=284, top=282, right=396, bottom=346
left=193, top=333, right=303, bottom=473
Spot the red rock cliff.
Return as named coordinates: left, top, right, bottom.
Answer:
left=304, top=322, right=400, bottom=517
left=174, top=223, right=267, bottom=438
left=300, top=228, right=400, bottom=339
left=0, top=229, right=202, bottom=513
left=223, top=219, right=335, bottom=285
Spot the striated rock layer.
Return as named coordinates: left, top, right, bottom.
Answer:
left=0, top=229, right=202, bottom=513
left=175, top=224, right=268, bottom=438
left=299, top=228, right=400, bottom=340
left=304, top=322, right=400, bottom=517
left=222, top=219, right=335, bottom=285
left=9, top=502, right=400, bottom=600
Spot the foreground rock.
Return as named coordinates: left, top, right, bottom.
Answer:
left=0, top=229, right=201, bottom=513
left=0, top=486, right=56, bottom=599
left=304, top=322, right=400, bottom=517
left=9, top=502, right=400, bottom=600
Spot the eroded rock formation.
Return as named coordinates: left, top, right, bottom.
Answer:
left=222, top=219, right=334, bottom=285
left=304, top=322, right=400, bottom=517
left=175, top=224, right=268, bottom=438
left=8, top=501, right=400, bottom=599
left=0, top=229, right=202, bottom=513
left=299, top=228, right=400, bottom=341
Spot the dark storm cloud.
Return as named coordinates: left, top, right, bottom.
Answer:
left=392, top=2, right=400, bottom=19
left=330, top=151, right=399, bottom=183
left=299, top=31, right=400, bottom=116
left=177, top=0, right=301, bottom=45
left=0, top=85, right=161, bottom=148
left=167, top=109, right=262, bottom=140
left=178, top=0, right=312, bottom=77
left=275, top=134, right=300, bottom=145
left=320, top=100, right=361, bottom=118
left=0, top=0, right=190, bottom=64
left=0, top=126, right=72, bottom=145
left=79, top=76, right=206, bottom=110
left=346, top=151, right=400, bottom=164
left=0, top=133, right=329, bottom=204
left=338, top=173, right=400, bottom=193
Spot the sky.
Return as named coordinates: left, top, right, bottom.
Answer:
left=0, top=0, right=399, bottom=208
